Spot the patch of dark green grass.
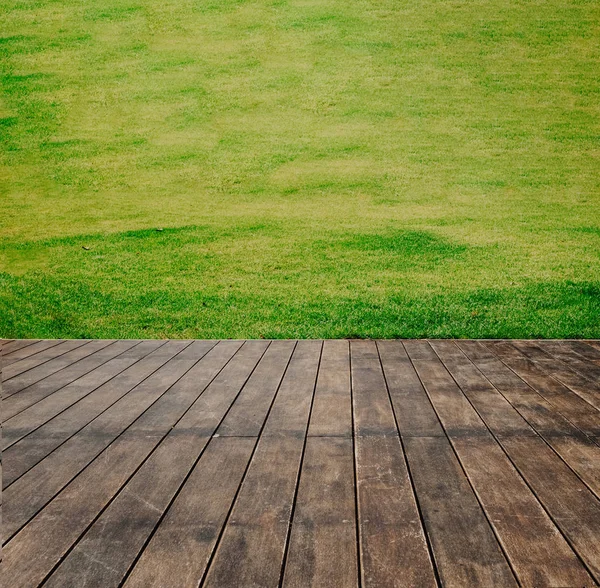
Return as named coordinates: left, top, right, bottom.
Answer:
left=0, top=224, right=597, bottom=339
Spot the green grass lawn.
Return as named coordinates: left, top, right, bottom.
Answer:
left=1, top=0, right=599, bottom=339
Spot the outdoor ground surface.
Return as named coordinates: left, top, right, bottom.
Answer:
left=1, top=0, right=599, bottom=338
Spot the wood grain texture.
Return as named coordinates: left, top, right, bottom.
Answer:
left=2, top=340, right=114, bottom=396
left=3, top=339, right=600, bottom=588
left=1, top=340, right=64, bottom=366
left=2, top=341, right=237, bottom=588
left=203, top=341, right=321, bottom=587
left=124, top=437, right=256, bottom=588
left=2, top=340, right=90, bottom=382
left=308, top=340, right=351, bottom=437
left=283, top=437, right=359, bottom=588
left=1, top=339, right=143, bottom=420
left=42, top=342, right=266, bottom=588
left=404, top=435, right=517, bottom=587
left=351, top=340, right=436, bottom=587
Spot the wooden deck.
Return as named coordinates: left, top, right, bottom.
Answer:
left=2, top=339, right=600, bottom=587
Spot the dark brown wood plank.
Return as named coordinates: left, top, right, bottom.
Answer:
left=458, top=342, right=600, bottom=498
left=500, top=435, right=600, bottom=582
left=403, top=344, right=520, bottom=586
left=379, top=342, right=509, bottom=584
left=403, top=340, right=438, bottom=360
left=431, top=342, right=596, bottom=585
left=282, top=437, right=359, bottom=588
left=2, top=340, right=113, bottom=395
left=537, top=340, right=600, bottom=382
left=1, top=339, right=38, bottom=355
left=511, top=340, right=600, bottom=412
left=123, top=437, right=255, bottom=588
left=202, top=341, right=321, bottom=587
left=451, top=435, right=595, bottom=586
left=2, top=340, right=239, bottom=588
left=487, top=341, right=600, bottom=437
left=563, top=340, right=600, bottom=361
left=357, top=436, right=437, bottom=587
left=216, top=340, right=296, bottom=436
left=351, top=340, right=436, bottom=587
left=2, top=340, right=175, bottom=485
left=429, top=342, right=536, bottom=438
left=308, top=340, right=351, bottom=437
left=351, top=340, right=397, bottom=437
left=403, top=435, right=517, bottom=587
left=2, top=339, right=142, bottom=421
left=1, top=340, right=66, bottom=367
left=2, top=340, right=197, bottom=532
left=1, top=340, right=89, bottom=381
left=535, top=360, right=600, bottom=412
left=42, top=341, right=270, bottom=588
left=408, top=355, right=488, bottom=438
left=377, top=340, right=444, bottom=438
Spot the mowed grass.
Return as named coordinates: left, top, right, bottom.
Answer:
left=1, top=0, right=599, bottom=338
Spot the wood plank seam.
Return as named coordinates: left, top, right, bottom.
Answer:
left=349, top=340, right=363, bottom=588
left=276, top=341, right=324, bottom=587
left=117, top=340, right=273, bottom=586
left=3, top=340, right=202, bottom=540
left=375, top=340, right=442, bottom=588
left=30, top=340, right=248, bottom=586
left=403, top=342, right=520, bottom=586
left=433, top=341, right=600, bottom=583
left=2, top=340, right=151, bottom=445
left=451, top=343, right=600, bottom=502
left=484, top=343, right=600, bottom=446
left=3, top=340, right=115, bottom=398
left=2, top=340, right=174, bottom=487
left=196, top=341, right=299, bottom=587
left=508, top=341, right=600, bottom=414
left=2, top=340, right=92, bottom=386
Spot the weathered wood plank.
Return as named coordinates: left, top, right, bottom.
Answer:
left=562, top=340, right=600, bottom=361
left=429, top=342, right=536, bottom=438
left=431, top=342, right=596, bottom=585
left=404, top=435, right=517, bottom=587
left=308, top=340, right=351, bottom=437
left=452, top=435, right=595, bottom=586
left=1, top=340, right=66, bottom=367
left=4, top=338, right=600, bottom=588
left=536, top=340, right=600, bottom=382
left=124, top=437, right=255, bottom=588
left=2, top=339, right=143, bottom=422
left=409, top=356, right=488, bottom=438
left=202, top=341, right=321, bottom=587
left=351, top=340, right=436, bottom=587
left=1, top=339, right=38, bottom=356
left=216, top=340, right=296, bottom=436
left=357, top=436, right=436, bottom=587
left=511, top=340, right=600, bottom=411
left=2, top=340, right=113, bottom=396
left=377, top=340, right=444, bottom=438
left=500, top=435, right=600, bottom=582
left=351, top=340, right=397, bottom=437
left=282, top=436, right=359, bottom=588
left=43, top=341, right=269, bottom=588
left=487, top=341, right=600, bottom=437
left=2, top=340, right=176, bottom=485
left=2, top=341, right=238, bottom=588
left=2, top=339, right=68, bottom=368
left=3, top=340, right=197, bottom=533
left=2, top=340, right=90, bottom=382
left=457, top=342, right=600, bottom=498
